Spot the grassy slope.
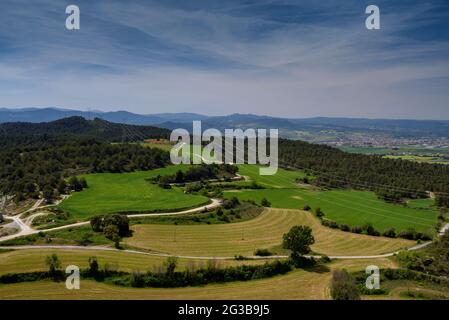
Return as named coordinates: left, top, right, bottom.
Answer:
left=0, top=258, right=396, bottom=300
left=125, top=208, right=414, bottom=257
left=0, top=249, right=267, bottom=276
left=224, top=165, right=439, bottom=234
left=58, top=166, right=208, bottom=219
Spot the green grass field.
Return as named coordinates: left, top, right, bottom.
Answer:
left=340, top=146, right=449, bottom=165
left=224, top=165, right=439, bottom=234
left=58, top=166, right=209, bottom=219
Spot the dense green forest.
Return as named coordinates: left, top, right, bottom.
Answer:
left=0, top=116, right=169, bottom=148
left=0, top=117, right=170, bottom=201
left=1, top=117, right=448, bottom=206
left=278, top=139, right=449, bottom=200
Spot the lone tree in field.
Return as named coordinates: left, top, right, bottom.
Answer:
left=282, top=225, right=315, bottom=266
left=330, top=269, right=360, bottom=300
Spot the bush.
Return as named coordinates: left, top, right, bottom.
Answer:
left=315, top=207, right=324, bottom=218
left=88, top=257, right=99, bottom=277
left=398, top=228, right=417, bottom=240
left=330, top=269, right=360, bottom=300
left=321, top=219, right=338, bottom=229
left=303, top=204, right=311, bottom=211
left=290, top=253, right=316, bottom=268
left=223, top=197, right=239, bottom=209
left=261, top=198, right=271, bottom=207
left=338, top=224, right=350, bottom=232
left=45, top=254, right=61, bottom=279
left=103, top=224, right=119, bottom=240
left=382, top=228, right=397, bottom=238
left=363, top=223, right=380, bottom=236
left=351, top=226, right=363, bottom=234
left=414, top=232, right=431, bottom=241
left=254, top=249, right=273, bottom=257
left=90, top=214, right=130, bottom=237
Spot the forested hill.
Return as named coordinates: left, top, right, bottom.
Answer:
left=0, top=117, right=171, bottom=201
left=279, top=139, right=449, bottom=201
left=0, top=116, right=170, bottom=148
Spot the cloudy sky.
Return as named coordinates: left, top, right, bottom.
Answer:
left=1, top=0, right=449, bottom=119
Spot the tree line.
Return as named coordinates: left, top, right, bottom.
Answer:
left=279, top=139, right=449, bottom=204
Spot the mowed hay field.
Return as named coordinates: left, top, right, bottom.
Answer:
left=0, top=249, right=268, bottom=276
left=58, top=166, right=208, bottom=219
left=225, top=165, right=439, bottom=234
left=125, top=208, right=414, bottom=257
left=0, top=258, right=396, bottom=300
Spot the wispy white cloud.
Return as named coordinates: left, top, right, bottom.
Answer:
left=0, top=0, right=448, bottom=118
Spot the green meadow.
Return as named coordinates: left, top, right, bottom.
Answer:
left=224, top=165, right=439, bottom=234
left=58, top=166, right=209, bottom=219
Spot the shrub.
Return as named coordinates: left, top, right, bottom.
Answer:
left=363, top=223, right=380, bottom=236
left=88, top=257, right=99, bottom=276
left=261, top=198, right=271, bottom=207
left=321, top=219, right=338, bottom=229
left=351, top=226, right=363, bottom=234
left=163, top=257, right=178, bottom=276
left=414, top=232, right=431, bottom=241
left=382, top=228, right=397, bottom=238
left=339, top=224, right=350, bottom=232
left=90, top=214, right=130, bottom=237
left=103, top=224, right=119, bottom=240
left=318, top=255, right=331, bottom=263
left=330, top=269, right=360, bottom=300
left=254, top=249, right=273, bottom=257
left=315, top=207, right=324, bottom=218
left=303, top=204, right=311, bottom=211
left=290, top=253, right=316, bottom=268
left=130, top=270, right=145, bottom=288
left=398, top=228, right=417, bottom=240
left=45, top=254, right=61, bottom=279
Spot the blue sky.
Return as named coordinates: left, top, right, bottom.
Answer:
left=0, top=0, right=449, bottom=119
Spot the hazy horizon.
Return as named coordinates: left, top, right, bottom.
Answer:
left=3, top=106, right=449, bottom=121
left=1, top=1, right=449, bottom=119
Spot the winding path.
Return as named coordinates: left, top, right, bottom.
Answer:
left=0, top=240, right=434, bottom=261
left=0, top=198, right=221, bottom=243
left=1, top=196, right=448, bottom=261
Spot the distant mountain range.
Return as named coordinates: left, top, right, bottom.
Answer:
left=2, top=107, right=449, bottom=141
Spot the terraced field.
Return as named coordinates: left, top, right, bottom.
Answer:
left=58, top=166, right=209, bottom=219
left=0, top=258, right=396, bottom=300
left=224, top=165, right=439, bottom=234
left=125, top=208, right=414, bottom=257
left=0, top=249, right=267, bottom=276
